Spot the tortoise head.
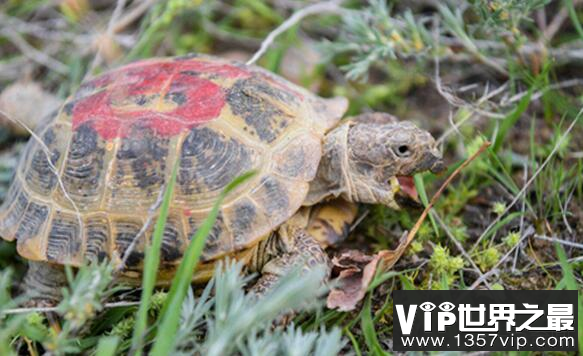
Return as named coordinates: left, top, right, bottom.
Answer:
left=343, top=114, right=444, bottom=209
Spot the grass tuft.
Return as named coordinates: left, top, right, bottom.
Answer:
left=131, top=162, right=179, bottom=354
left=150, top=171, right=256, bottom=355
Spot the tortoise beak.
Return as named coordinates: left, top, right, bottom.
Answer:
left=415, top=150, right=446, bottom=175
left=395, top=190, right=423, bottom=209
left=430, top=157, right=446, bottom=174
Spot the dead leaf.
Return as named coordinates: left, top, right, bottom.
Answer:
left=326, top=232, right=410, bottom=311
left=327, top=250, right=379, bottom=311
left=379, top=231, right=410, bottom=270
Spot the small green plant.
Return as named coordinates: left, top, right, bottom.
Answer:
left=475, top=247, right=501, bottom=272
left=428, top=245, right=465, bottom=289
left=320, top=0, right=552, bottom=80
left=492, top=201, right=507, bottom=216
left=59, top=263, right=117, bottom=330
left=503, top=231, right=521, bottom=248
left=171, top=261, right=338, bottom=356
left=47, top=262, right=118, bottom=354
left=109, top=315, right=135, bottom=340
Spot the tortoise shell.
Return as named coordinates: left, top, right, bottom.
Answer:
left=0, top=54, right=347, bottom=272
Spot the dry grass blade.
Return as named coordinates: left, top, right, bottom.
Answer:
left=1, top=301, right=141, bottom=315
left=381, top=141, right=492, bottom=270
left=113, top=0, right=160, bottom=33
left=470, top=109, right=583, bottom=253
left=117, top=187, right=165, bottom=271
left=0, top=109, right=84, bottom=234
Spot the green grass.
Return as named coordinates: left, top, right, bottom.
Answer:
left=0, top=0, right=582, bottom=354
left=131, top=163, right=178, bottom=353
left=150, top=171, right=255, bottom=355
left=555, top=243, right=583, bottom=355
left=361, top=295, right=385, bottom=356
left=95, top=336, right=119, bottom=356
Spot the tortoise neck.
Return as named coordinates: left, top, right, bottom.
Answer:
left=304, top=123, right=353, bottom=206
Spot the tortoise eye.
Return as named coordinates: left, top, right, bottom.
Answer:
left=394, top=144, right=412, bottom=158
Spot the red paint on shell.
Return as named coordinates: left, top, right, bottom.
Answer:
left=179, top=60, right=250, bottom=78
left=71, top=59, right=252, bottom=139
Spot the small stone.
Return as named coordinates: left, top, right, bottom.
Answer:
left=0, top=81, right=61, bottom=136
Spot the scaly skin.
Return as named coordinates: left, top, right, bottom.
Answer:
left=22, top=261, right=67, bottom=306
left=305, top=113, right=444, bottom=208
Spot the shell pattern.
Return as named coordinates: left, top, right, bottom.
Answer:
left=0, top=54, right=343, bottom=272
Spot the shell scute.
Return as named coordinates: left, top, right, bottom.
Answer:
left=143, top=213, right=186, bottom=265
left=105, top=124, right=172, bottom=211
left=112, top=218, right=144, bottom=268
left=158, top=216, right=184, bottom=263
left=249, top=175, right=291, bottom=224
left=84, top=214, right=111, bottom=263
left=187, top=211, right=231, bottom=262
left=226, top=77, right=298, bottom=144
left=23, top=126, right=63, bottom=196
left=176, top=125, right=260, bottom=207
left=69, top=60, right=232, bottom=140
left=272, top=133, right=321, bottom=181
left=227, top=198, right=262, bottom=249
left=15, top=201, right=49, bottom=245
left=0, top=182, right=29, bottom=239
left=45, top=211, right=82, bottom=264
left=57, top=123, right=105, bottom=209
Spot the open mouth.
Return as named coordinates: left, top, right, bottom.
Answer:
left=396, top=175, right=419, bottom=201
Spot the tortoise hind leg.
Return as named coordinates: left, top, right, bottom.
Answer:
left=22, top=261, right=67, bottom=307
left=249, top=225, right=330, bottom=298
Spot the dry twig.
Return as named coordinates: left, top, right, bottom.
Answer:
left=247, top=0, right=345, bottom=65
left=542, top=0, right=583, bottom=41
left=0, top=28, right=68, bottom=74
left=533, top=235, right=583, bottom=249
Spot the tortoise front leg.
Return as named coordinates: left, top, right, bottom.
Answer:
left=22, top=261, right=67, bottom=307
left=305, top=199, right=358, bottom=248
left=249, top=225, right=330, bottom=298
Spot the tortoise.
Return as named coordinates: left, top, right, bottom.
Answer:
left=0, top=54, right=444, bottom=303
